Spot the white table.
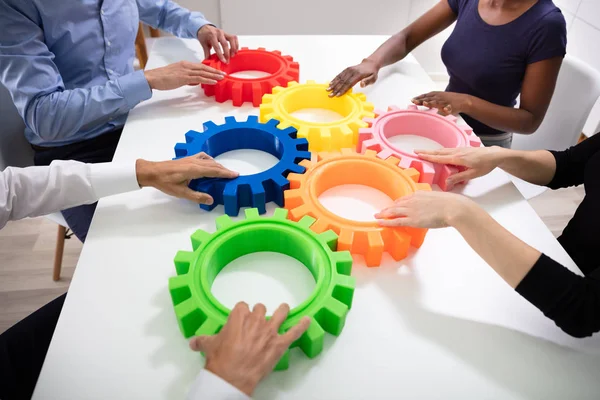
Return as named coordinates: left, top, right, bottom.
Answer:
left=34, top=36, right=600, bottom=400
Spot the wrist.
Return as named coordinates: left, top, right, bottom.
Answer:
left=461, top=94, right=474, bottom=114
left=143, top=70, right=156, bottom=90
left=205, top=362, right=259, bottom=396
left=444, top=197, right=478, bottom=228
left=363, top=57, right=382, bottom=70
left=135, top=159, right=156, bottom=188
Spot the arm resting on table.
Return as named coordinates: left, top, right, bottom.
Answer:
left=0, top=161, right=139, bottom=229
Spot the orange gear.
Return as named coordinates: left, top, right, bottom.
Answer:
left=284, top=149, right=431, bottom=267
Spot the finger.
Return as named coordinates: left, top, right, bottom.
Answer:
left=446, top=169, right=478, bottom=186
left=252, top=303, right=267, bottom=321
left=229, top=35, right=239, bottom=57
left=360, top=73, right=377, bottom=87
left=187, top=76, right=218, bottom=85
left=224, top=301, right=250, bottom=333
left=334, top=73, right=359, bottom=97
left=217, top=33, right=231, bottom=63
left=280, top=316, right=311, bottom=345
left=416, top=153, right=464, bottom=166
left=178, top=187, right=214, bottom=204
left=201, top=43, right=211, bottom=60
left=414, top=148, right=458, bottom=156
left=189, top=335, right=214, bottom=352
left=330, top=70, right=355, bottom=96
left=210, top=36, right=226, bottom=63
left=188, top=63, right=225, bottom=75
left=191, top=165, right=239, bottom=179
left=194, top=152, right=213, bottom=160
left=268, top=303, right=290, bottom=330
left=374, top=206, right=409, bottom=220
left=377, top=217, right=413, bottom=227
left=189, top=71, right=226, bottom=82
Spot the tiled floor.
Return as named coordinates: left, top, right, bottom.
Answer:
left=0, top=185, right=586, bottom=333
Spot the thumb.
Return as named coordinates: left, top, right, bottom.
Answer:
left=360, top=74, right=377, bottom=87
left=202, top=43, right=211, bottom=60
left=446, top=169, right=477, bottom=186
left=180, top=187, right=214, bottom=205
left=189, top=335, right=213, bottom=352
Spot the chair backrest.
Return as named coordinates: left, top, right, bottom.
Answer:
left=0, top=82, right=34, bottom=170
left=512, top=55, right=600, bottom=151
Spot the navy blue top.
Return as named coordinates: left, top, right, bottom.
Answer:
left=441, top=0, right=567, bottom=136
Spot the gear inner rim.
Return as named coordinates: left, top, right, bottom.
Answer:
left=220, top=51, right=285, bottom=81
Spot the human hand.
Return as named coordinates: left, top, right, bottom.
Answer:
left=375, top=191, right=476, bottom=229
left=190, top=302, right=310, bottom=396
left=197, top=25, right=239, bottom=63
left=327, top=59, right=380, bottom=97
left=135, top=153, right=238, bottom=204
left=144, top=61, right=225, bottom=90
left=416, top=147, right=506, bottom=187
left=411, top=91, right=472, bottom=116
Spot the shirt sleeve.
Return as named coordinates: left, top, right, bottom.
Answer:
left=0, top=0, right=152, bottom=144
left=546, top=131, right=600, bottom=189
left=515, top=253, right=600, bottom=338
left=526, top=10, right=567, bottom=64
left=136, top=0, right=212, bottom=38
left=446, top=0, right=463, bottom=15
left=186, top=369, right=251, bottom=400
left=0, top=160, right=139, bottom=230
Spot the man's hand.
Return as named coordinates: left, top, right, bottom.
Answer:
left=144, top=61, right=225, bottom=90
left=197, top=25, right=239, bottom=64
left=135, top=153, right=238, bottom=204
left=327, top=59, right=380, bottom=97
left=411, top=91, right=472, bottom=116
left=190, top=302, right=311, bottom=396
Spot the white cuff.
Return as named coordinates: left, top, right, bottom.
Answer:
left=89, top=161, right=140, bottom=199
left=187, top=369, right=251, bottom=400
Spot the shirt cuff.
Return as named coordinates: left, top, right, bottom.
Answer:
left=116, top=70, right=152, bottom=109
left=89, top=161, right=141, bottom=199
left=187, top=369, right=250, bottom=400
left=187, top=14, right=212, bottom=38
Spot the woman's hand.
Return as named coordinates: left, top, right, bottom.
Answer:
left=375, top=191, right=476, bottom=229
left=327, top=59, right=380, bottom=97
left=412, top=91, right=472, bottom=116
left=415, top=147, right=506, bottom=187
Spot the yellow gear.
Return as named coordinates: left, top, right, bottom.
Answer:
left=259, top=80, right=375, bottom=151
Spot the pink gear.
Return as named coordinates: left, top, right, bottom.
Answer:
left=357, top=105, right=482, bottom=191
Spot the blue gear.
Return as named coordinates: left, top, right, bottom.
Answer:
left=174, top=115, right=311, bottom=216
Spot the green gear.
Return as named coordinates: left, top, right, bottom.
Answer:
left=168, top=207, right=356, bottom=370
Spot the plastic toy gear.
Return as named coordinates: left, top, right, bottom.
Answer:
left=169, top=208, right=356, bottom=370
left=284, top=148, right=431, bottom=267
left=259, top=80, right=375, bottom=152
left=174, top=115, right=311, bottom=216
left=358, top=105, right=482, bottom=191
left=201, top=47, right=299, bottom=107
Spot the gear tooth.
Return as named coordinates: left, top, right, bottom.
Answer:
left=284, top=188, right=304, bottom=209
left=386, top=229, right=411, bottom=261
left=173, top=250, right=194, bottom=275
left=437, top=165, right=458, bottom=191
left=190, top=229, right=211, bottom=251
left=417, top=183, right=432, bottom=191
left=296, top=317, right=325, bottom=358
left=388, top=105, right=401, bottom=111
left=364, top=231, right=384, bottom=267
left=224, top=115, right=237, bottom=124
left=274, top=350, right=290, bottom=371
left=470, top=134, right=482, bottom=147
left=244, top=208, right=260, bottom=220
left=277, top=120, right=292, bottom=130
left=202, top=121, right=218, bottom=131
left=257, top=47, right=266, bottom=51
left=272, top=50, right=282, bottom=55
left=427, top=108, right=438, bottom=114
left=340, top=148, right=355, bottom=156
left=281, top=126, right=298, bottom=138
left=384, top=156, right=400, bottom=166
left=333, top=250, right=353, bottom=275
left=241, top=46, right=249, bottom=51
left=231, top=82, right=244, bottom=106
left=337, top=229, right=354, bottom=254
left=215, top=214, right=234, bottom=230
left=273, top=208, right=289, bottom=220
left=445, top=114, right=458, bottom=123
left=318, top=230, right=338, bottom=250
left=358, top=137, right=380, bottom=153
left=315, top=297, right=349, bottom=335
left=251, top=82, right=263, bottom=106
left=398, top=157, right=413, bottom=169
left=375, top=148, right=392, bottom=160
left=315, top=127, right=331, bottom=151
left=264, top=118, right=280, bottom=128
left=271, top=86, right=284, bottom=94
left=299, top=158, right=313, bottom=168
left=173, top=298, right=206, bottom=338
left=362, top=117, right=376, bottom=126
left=317, top=151, right=338, bottom=160
left=296, top=213, right=315, bottom=228
left=364, top=149, right=377, bottom=158
left=333, top=274, right=356, bottom=308
left=194, top=317, right=222, bottom=336
left=374, top=108, right=387, bottom=117
left=169, top=275, right=192, bottom=305
left=250, top=181, right=267, bottom=214
left=404, top=168, right=420, bottom=183
left=310, top=218, right=330, bottom=233
left=407, top=104, right=418, bottom=110
left=287, top=81, right=299, bottom=87
left=404, top=226, right=428, bottom=248
left=306, top=79, right=317, bottom=85
left=222, top=183, right=241, bottom=217
left=287, top=161, right=306, bottom=175
left=286, top=173, right=304, bottom=189
left=297, top=126, right=310, bottom=141
left=174, top=143, right=188, bottom=158
left=363, top=102, right=375, bottom=113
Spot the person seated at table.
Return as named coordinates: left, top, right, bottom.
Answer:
left=0, top=0, right=239, bottom=244
left=0, top=153, right=244, bottom=399
left=375, top=132, right=600, bottom=338
left=328, top=0, right=567, bottom=149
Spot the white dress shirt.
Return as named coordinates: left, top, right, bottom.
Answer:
left=0, top=160, right=250, bottom=399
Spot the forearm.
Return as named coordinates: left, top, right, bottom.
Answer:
left=21, top=71, right=151, bottom=142
left=137, top=0, right=211, bottom=38
left=495, top=147, right=557, bottom=185
left=448, top=202, right=541, bottom=288
left=366, top=33, right=411, bottom=68
left=187, top=369, right=250, bottom=400
left=0, top=161, right=139, bottom=229
left=463, top=96, right=542, bottom=135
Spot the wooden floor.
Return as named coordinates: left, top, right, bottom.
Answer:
left=0, top=186, right=586, bottom=333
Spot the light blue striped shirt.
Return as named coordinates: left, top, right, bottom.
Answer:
left=0, top=0, right=210, bottom=146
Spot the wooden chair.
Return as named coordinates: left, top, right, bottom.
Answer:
left=135, top=24, right=160, bottom=70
